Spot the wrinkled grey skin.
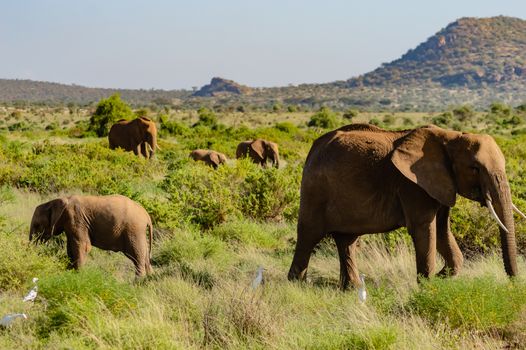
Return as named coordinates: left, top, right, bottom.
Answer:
left=236, top=139, right=280, bottom=168
left=30, top=194, right=153, bottom=277
left=108, top=117, right=159, bottom=158
left=190, top=149, right=228, bottom=169
left=288, top=124, right=519, bottom=289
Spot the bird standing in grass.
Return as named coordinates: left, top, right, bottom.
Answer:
left=251, top=266, right=265, bottom=289
left=358, top=274, right=366, bottom=303
left=23, top=277, right=38, bottom=302
left=0, top=313, right=27, bottom=327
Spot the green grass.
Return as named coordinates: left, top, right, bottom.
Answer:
left=0, top=107, right=526, bottom=348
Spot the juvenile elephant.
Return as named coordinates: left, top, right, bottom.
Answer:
left=288, top=124, right=523, bottom=289
left=236, top=139, right=280, bottom=168
left=30, top=195, right=153, bottom=277
left=190, top=149, right=227, bottom=169
left=108, top=117, right=159, bottom=158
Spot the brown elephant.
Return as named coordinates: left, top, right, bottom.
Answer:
left=30, top=195, right=153, bottom=277
left=288, top=124, right=523, bottom=290
left=236, top=139, right=280, bottom=168
left=108, top=117, right=159, bottom=158
left=190, top=149, right=228, bottom=169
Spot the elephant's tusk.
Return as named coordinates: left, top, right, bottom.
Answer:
left=512, top=203, right=526, bottom=220
left=486, top=199, right=510, bottom=234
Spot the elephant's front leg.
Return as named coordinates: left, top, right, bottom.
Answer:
left=134, top=144, right=142, bottom=157
left=436, top=206, right=463, bottom=276
left=288, top=220, right=326, bottom=281
left=409, top=216, right=437, bottom=279
left=66, top=234, right=90, bottom=269
left=333, top=233, right=360, bottom=290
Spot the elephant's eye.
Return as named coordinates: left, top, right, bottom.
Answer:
left=470, top=166, right=479, bottom=174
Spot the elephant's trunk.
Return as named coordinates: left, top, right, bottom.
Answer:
left=485, top=171, right=517, bottom=277
left=274, top=153, right=280, bottom=169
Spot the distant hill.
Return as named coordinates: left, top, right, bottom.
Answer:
left=0, top=79, right=190, bottom=106
left=192, top=77, right=252, bottom=97
left=346, top=16, right=526, bottom=88
left=1, top=16, right=526, bottom=111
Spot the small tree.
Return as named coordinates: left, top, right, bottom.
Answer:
left=343, top=109, right=358, bottom=120
left=89, top=94, right=133, bottom=137
left=308, top=106, right=338, bottom=129
left=193, top=107, right=218, bottom=128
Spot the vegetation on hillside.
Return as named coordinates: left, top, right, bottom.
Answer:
left=3, top=17, right=526, bottom=111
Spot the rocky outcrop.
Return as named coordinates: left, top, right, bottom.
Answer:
left=346, top=16, right=526, bottom=88
left=192, top=77, right=253, bottom=97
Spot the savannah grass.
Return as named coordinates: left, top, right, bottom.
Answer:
left=0, top=107, right=526, bottom=349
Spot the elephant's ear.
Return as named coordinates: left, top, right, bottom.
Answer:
left=209, top=152, right=221, bottom=166
left=46, top=198, right=68, bottom=235
left=250, top=140, right=265, bottom=160
left=391, top=128, right=456, bottom=207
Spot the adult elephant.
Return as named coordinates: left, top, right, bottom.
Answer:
left=236, top=139, right=280, bottom=168
left=190, top=149, right=228, bottom=169
left=288, top=124, right=523, bottom=289
left=108, top=117, right=159, bottom=158
left=30, top=195, right=153, bottom=277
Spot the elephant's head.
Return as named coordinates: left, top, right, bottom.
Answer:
left=391, top=126, right=520, bottom=277
left=137, top=117, right=158, bottom=158
left=209, top=152, right=227, bottom=168
left=252, top=139, right=280, bottom=168
left=29, top=198, right=68, bottom=243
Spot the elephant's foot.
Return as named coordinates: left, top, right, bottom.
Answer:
left=287, top=265, right=308, bottom=281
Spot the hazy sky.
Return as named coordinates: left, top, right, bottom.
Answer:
left=1, top=1, right=525, bottom=90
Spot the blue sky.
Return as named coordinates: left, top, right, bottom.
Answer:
left=1, top=0, right=525, bottom=89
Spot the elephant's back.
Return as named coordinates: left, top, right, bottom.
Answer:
left=305, top=127, right=401, bottom=173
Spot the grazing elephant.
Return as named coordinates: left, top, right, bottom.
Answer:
left=288, top=124, right=523, bottom=289
left=190, top=149, right=227, bottom=169
left=108, top=117, right=159, bottom=158
left=30, top=195, right=153, bottom=277
left=236, top=139, right=280, bottom=168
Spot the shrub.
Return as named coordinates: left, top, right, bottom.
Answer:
left=8, top=121, right=30, bottom=131
left=0, top=231, right=65, bottom=291
left=452, top=105, right=475, bottom=121
left=308, top=106, right=338, bottom=129
left=274, top=122, right=298, bottom=134
left=407, top=276, right=526, bottom=332
left=159, top=114, right=190, bottom=136
left=240, top=167, right=301, bottom=221
left=88, top=94, right=134, bottom=137
left=343, top=109, right=359, bottom=120
left=39, top=268, right=138, bottom=331
left=193, top=107, right=218, bottom=128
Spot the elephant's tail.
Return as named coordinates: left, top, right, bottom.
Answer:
left=147, top=219, right=153, bottom=260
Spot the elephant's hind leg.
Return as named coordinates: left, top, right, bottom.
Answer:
left=436, top=206, right=463, bottom=276
left=123, top=233, right=150, bottom=277
left=333, top=233, right=360, bottom=290
left=288, top=219, right=326, bottom=282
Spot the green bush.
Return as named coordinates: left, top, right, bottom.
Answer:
left=88, top=94, right=134, bottom=137
left=407, top=276, right=526, bottom=332
left=193, top=107, right=218, bottom=128
left=39, top=268, right=138, bottom=331
left=0, top=231, right=65, bottom=291
left=0, top=140, right=159, bottom=195
left=240, top=167, right=301, bottom=221
left=159, top=114, right=190, bottom=136
left=308, top=106, right=338, bottom=129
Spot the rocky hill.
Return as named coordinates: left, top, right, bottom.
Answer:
left=192, top=77, right=253, bottom=97
left=346, top=16, right=526, bottom=88
left=2, top=17, right=526, bottom=110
